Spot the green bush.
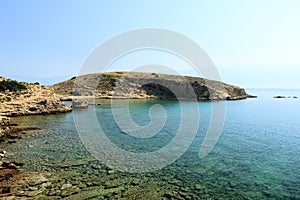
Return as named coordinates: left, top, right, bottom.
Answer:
left=0, top=80, right=27, bottom=92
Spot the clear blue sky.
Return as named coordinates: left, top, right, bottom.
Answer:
left=0, top=0, right=299, bottom=88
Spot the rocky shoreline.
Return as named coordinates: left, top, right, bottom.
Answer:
left=0, top=116, right=38, bottom=198
left=0, top=77, right=72, bottom=198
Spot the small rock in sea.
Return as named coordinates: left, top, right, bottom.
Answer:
left=2, top=162, right=17, bottom=169
left=72, top=99, right=88, bottom=109
left=61, top=183, right=72, bottom=190
left=48, top=188, right=57, bottom=196
left=263, top=190, right=271, bottom=197
left=168, top=178, right=182, bottom=186
left=86, top=182, right=93, bottom=187
left=60, top=184, right=80, bottom=197
left=164, top=191, right=183, bottom=199
left=131, top=179, right=140, bottom=186
left=0, top=149, right=6, bottom=154
left=274, top=96, right=286, bottom=98
left=78, top=183, right=87, bottom=189
left=229, top=180, right=238, bottom=187
left=106, top=165, right=114, bottom=170
left=28, top=186, right=39, bottom=191
left=11, top=161, right=25, bottom=167
left=293, top=96, right=298, bottom=98
left=7, top=134, right=18, bottom=139
left=194, top=184, right=204, bottom=190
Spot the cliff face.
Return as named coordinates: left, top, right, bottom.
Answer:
left=52, top=72, right=252, bottom=100
left=0, top=77, right=71, bottom=117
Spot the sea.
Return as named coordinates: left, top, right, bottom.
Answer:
left=3, top=89, right=300, bottom=199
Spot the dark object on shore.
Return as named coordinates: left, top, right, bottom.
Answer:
left=274, top=96, right=286, bottom=98
left=72, top=99, right=88, bottom=109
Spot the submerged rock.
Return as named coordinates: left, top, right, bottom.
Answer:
left=0, top=150, right=7, bottom=159
left=60, top=184, right=80, bottom=197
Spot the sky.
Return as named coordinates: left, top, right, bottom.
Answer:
left=0, top=0, right=300, bottom=88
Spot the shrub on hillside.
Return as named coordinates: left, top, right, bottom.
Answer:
left=0, top=80, right=27, bottom=92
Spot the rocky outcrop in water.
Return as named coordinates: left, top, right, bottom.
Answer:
left=52, top=72, right=255, bottom=100
left=71, top=99, right=88, bottom=109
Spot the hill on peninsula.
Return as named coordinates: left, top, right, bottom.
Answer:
left=52, top=72, right=253, bottom=100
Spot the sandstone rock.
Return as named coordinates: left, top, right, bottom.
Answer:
left=0, top=78, right=72, bottom=117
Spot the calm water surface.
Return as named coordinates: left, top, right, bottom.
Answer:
left=4, top=89, right=300, bottom=199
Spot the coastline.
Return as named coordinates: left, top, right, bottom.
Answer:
left=0, top=74, right=257, bottom=198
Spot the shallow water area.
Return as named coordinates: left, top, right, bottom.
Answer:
left=3, top=89, right=300, bottom=199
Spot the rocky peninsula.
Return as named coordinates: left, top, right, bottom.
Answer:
left=53, top=72, right=255, bottom=100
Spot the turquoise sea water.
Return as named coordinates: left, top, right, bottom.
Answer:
left=4, top=89, right=300, bottom=199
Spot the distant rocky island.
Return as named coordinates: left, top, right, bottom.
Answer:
left=53, top=72, right=255, bottom=101
left=274, top=95, right=298, bottom=99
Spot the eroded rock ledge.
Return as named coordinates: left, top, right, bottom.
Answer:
left=0, top=78, right=71, bottom=117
